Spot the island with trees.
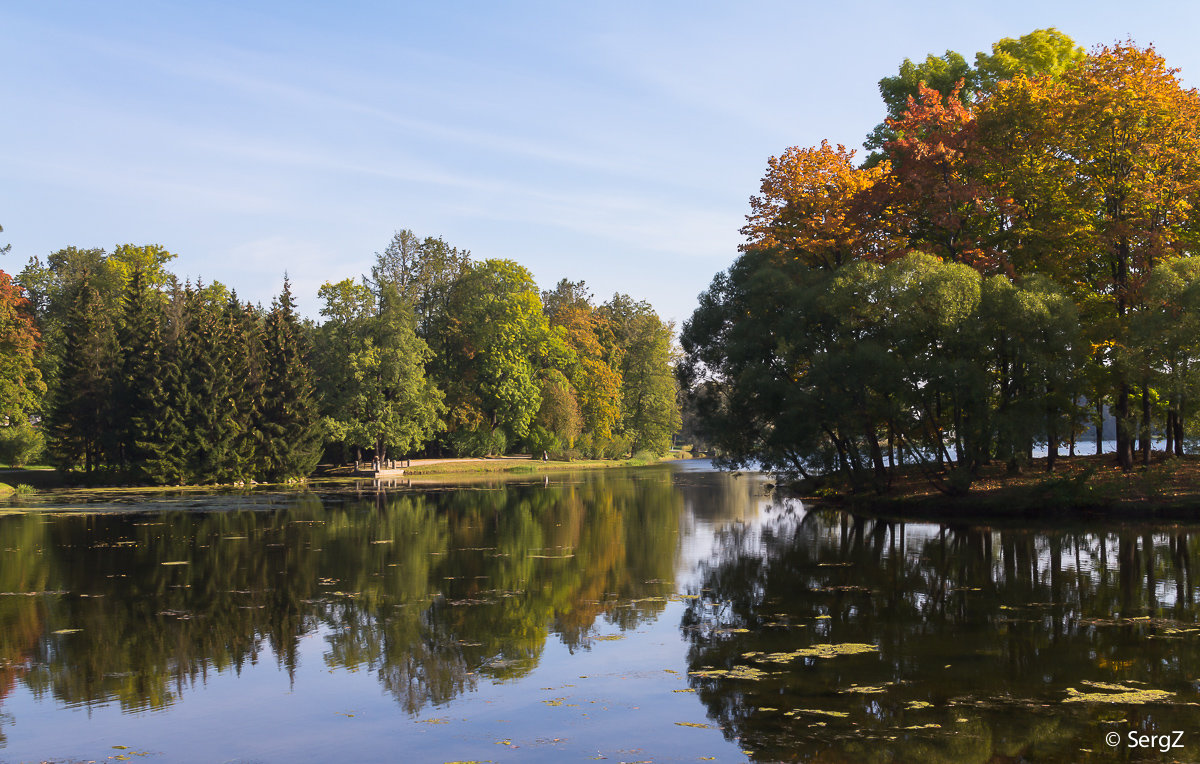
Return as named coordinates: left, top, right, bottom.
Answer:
left=680, top=30, right=1200, bottom=511
left=0, top=230, right=682, bottom=486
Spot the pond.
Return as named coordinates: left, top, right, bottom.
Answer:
left=0, top=465, right=1197, bottom=762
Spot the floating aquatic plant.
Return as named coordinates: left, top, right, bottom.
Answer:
left=689, top=665, right=769, bottom=680
left=1063, top=682, right=1173, bottom=704
left=742, top=643, right=878, bottom=663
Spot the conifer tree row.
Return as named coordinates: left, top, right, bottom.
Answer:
left=28, top=246, right=322, bottom=483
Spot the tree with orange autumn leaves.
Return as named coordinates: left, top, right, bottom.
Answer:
left=0, top=269, right=44, bottom=426
left=980, top=42, right=1200, bottom=469
left=740, top=141, right=892, bottom=268
left=686, top=35, right=1200, bottom=484
left=743, top=83, right=1015, bottom=274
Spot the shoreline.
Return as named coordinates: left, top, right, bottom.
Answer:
left=0, top=455, right=685, bottom=499
left=792, top=452, right=1200, bottom=523
left=318, top=454, right=678, bottom=478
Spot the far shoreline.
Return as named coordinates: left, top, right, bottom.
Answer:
left=0, top=454, right=689, bottom=500
left=789, top=452, right=1200, bottom=524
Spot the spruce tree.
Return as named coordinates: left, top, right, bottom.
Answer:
left=113, top=268, right=163, bottom=480
left=139, top=281, right=189, bottom=484
left=48, top=273, right=113, bottom=474
left=227, top=295, right=265, bottom=483
left=258, top=279, right=321, bottom=481
left=181, top=284, right=239, bottom=482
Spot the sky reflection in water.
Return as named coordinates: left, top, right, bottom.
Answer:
left=0, top=466, right=1197, bottom=762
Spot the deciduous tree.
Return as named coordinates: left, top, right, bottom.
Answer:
left=0, top=270, right=44, bottom=426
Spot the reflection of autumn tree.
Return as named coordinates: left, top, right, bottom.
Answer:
left=4, top=468, right=683, bottom=716
left=684, top=507, right=1200, bottom=762
left=0, top=516, right=49, bottom=746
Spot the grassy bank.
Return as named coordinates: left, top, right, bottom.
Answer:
left=326, top=455, right=671, bottom=477
left=0, top=456, right=676, bottom=498
left=406, top=459, right=650, bottom=475
left=801, top=453, right=1200, bottom=521
left=0, top=467, right=56, bottom=490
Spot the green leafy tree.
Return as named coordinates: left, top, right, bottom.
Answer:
left=1134, top=257, right=1200, bottom=456
left=529, top=368, right=583, bottom=455
left=314, top=278, right=374, bottom=459
left=318, top=279, right=444, bottom=461
left=600, top=295, right=681, bottom=456
left=18, top=247, right=110, bottom=395
left=980, top=275, right=1085, bottom=472
left=542, top=280, right=623, bottom=451
left=865, top=29, right=1082, bottom=164
left=436, top=260, right=564, bottom=451
left=974, top=28, right=1084, bottom=91
left=682, top=248, right=1088, bottom=492
left=371, top=229, right=471, bottom=336
left=18, top=245, right=175, bottom=397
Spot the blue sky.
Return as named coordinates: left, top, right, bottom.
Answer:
left=6, top=1, right=1200, bottom=324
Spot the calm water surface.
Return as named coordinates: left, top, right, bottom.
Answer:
left=0, top=464, right=1198, bottom=762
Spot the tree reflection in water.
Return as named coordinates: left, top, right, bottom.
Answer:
left=683, top=502, right=1200, bottom=762
left=0, top=469, right=682, bottom=720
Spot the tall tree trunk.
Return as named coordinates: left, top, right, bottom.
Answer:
left=1140, top=379, right=1151, bottom=466
left=1046, top=409, right=1058, bottom=473
left=1116, top=384, right=1133, bottom=470
left=828, top=428, right=851, bottom=481
left=1175, top=410, right=1185, bottom=456
left=1115, top=233, right=1133, bottom=471
left=1095, top=399, right=1104, bottom=455
left=935, top=394, right=944, bottom=469
left=868, top=430, right=887, bottom=492
left=1165, top=409, right=1174, bottom=457
left=887, top=422, right=895, bottom=470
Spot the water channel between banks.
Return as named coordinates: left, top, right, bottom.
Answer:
left=0, top=463, right=1197, bottom=763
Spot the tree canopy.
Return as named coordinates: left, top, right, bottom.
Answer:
left=683, top=34, right=1200, bottom=489
left=2, top=229, right=682, bottom=482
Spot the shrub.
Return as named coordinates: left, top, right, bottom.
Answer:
left=445, top=428, right=491, bottom=457
left=487, top=428, right=508, bottom=457
left=598, top=433, right=634, bottom=460
left=0, top=423, right=44, bottom=467
left=524, top=425, right=559, bottom=458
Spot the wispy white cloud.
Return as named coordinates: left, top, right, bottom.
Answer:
left=2, top=153, right=283, bottom=215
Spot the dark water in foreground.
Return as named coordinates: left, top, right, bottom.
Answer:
left=1, top=466, right=1198, bottom=763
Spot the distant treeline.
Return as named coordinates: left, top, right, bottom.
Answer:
left=0, top=231, right=681, bottom=482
